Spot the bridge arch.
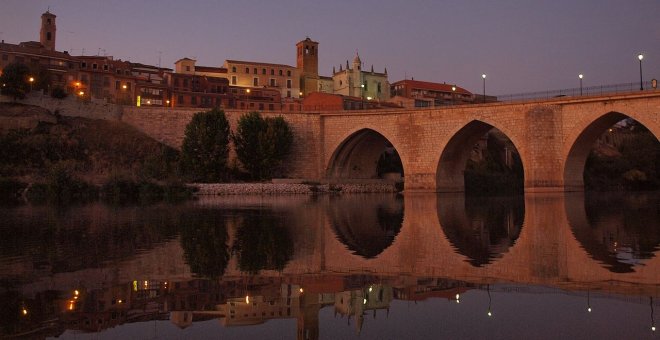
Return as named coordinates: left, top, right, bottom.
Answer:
left=563, top=111, right=660, bottom=190
left=436, top=119, right=525, bottom=192
left=326, top=128, right=404, bottom=181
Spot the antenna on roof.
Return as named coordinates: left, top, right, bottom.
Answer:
left=157, top=51, right=162, bottom=68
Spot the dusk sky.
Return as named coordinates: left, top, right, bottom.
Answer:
left=1, top=0, right=658, bottom=95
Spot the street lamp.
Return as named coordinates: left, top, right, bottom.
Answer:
left=28, top=76, right=34, bottom=92
left=451, top=85, right=456, bottom=105
left=638, top=53, right=644, bottom=91
left=481, top=74, right=486, bottom=103
left=578, top=74, right=583, bottom=96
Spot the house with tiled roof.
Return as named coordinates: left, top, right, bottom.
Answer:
left=389, top=79, right=474, bottom=107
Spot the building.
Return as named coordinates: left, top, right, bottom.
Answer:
left=131, top=62, right=172, bottom=107
left=302, top=92, right=378, bottom=111
left=0, top=11, right=80, bottom=92
left=75, top=55, right=136, bottom=103
left=389, top=79, right=474, bottom=107
left=223, top=60, right=300, bottom=99
left=331, top=54, right=389, bottom=101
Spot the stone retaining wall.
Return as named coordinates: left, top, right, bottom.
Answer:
left=192, top=183, right=399, bottom=195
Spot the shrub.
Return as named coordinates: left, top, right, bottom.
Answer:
left=50, top=86, right=67, bottom=99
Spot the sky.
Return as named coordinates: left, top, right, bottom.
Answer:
left=1, top=0, right=658, bottom=95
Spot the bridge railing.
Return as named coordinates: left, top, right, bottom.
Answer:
left=496, top=81, right=655, bottom=102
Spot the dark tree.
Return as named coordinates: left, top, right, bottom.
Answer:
left=180, top=108, right=230, bottom=182
left=180, top=210, right=230, bottom=279
left=232, top=112, right=293, bottom=180
left=0, top=62, right=31, bottom=101
left=232, top=212, right=293, bottom=274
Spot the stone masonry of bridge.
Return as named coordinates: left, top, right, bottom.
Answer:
left=121, top=91, right=660, bottom=192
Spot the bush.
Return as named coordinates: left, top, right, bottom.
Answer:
left=26, top=164, right=98, bottom=204
left=50, top=86, right=67, bottom=99
left=0, top=178, right=27, bottom=205
left=232, top=112, right=293, bottom=180
left=180, top=108, right=230, bottom=182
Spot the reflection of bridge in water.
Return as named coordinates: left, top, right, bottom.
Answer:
left=280, top=193, right=660, bottom=293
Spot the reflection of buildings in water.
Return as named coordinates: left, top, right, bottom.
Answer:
left=334, top=284, right=392, bottom=334
left=328, top=195, right=404, bottom=258
left=437, top=195, right=524, bottom=266
left=568, top=193, right=660, bottom=273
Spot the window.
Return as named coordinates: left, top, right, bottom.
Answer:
left=287, top=70, right=291, bottom=77
left=186, top=66, right=191, bottom=72
left=116, top=69, right=121, bottom=74
left=377, top=82, right=381, bottom=93
left=253, top=77, right=259, bottom=86
left=81, top=62, right=86, bottom=69
left=178, top=95, right=184, bottom=104
left=103, top=64, right=109, bottom=71
left=245, top=67, right=250, bottom=74
left=92, top=63, right=98, bottom=70
left=278, top=69, right=283, bottom=76
left=46, top=32, right=52, bottom=41
left=270, top=78, right=276, bottom=87
left=287, top=91, right=291, bottom=98
left=286, top=79, right=292, bottom=88
left=253, top=68, right=257, bottom=74
left=270, top=69, right=274, bottom=75
left=262, top=68, right=266, bottom=75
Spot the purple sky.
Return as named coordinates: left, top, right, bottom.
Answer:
left=1, top=0, right=658, bottom=95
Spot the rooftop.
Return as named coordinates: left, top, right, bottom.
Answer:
left=225, top=59, right=295, bottom=69
left=392, top=79, right=472, bottom=95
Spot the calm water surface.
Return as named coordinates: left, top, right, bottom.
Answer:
left=0, top=192, right=658, bottom=339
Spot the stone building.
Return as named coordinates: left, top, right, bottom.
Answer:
left=331, top=53, right=389, bottom=101
left=75, top=55, right=136, bottom=103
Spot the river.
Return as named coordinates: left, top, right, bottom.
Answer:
left=0, top=192, right=658, bottom=339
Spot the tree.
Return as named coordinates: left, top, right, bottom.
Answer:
left=233, top=112, right=293, bottom=180
left=180, top=108, right=230, bottom=182
left=0, top=62, right=30, bottom=101
left=179, top=210, right=230, bottom=278
left=232, top=212, right=293, bottom=274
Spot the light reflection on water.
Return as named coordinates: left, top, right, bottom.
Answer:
left=0, top=192, right=658, bottom=339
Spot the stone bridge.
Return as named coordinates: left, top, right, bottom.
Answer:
left=122, top=91, right=660, bottom=192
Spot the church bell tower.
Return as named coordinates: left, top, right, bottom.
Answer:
left=40, top=11, right=57, bottom=51
left=296, top=37, right=319, bottom=96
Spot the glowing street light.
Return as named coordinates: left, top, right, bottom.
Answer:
left=481, top=74, right=487, bottom=103
left=638, top=53, right=644, bottom=91
left=578, top=74, right=584, bottom=96
left=28, top=76, right=34, bottom=91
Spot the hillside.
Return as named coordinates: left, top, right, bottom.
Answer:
left=0, top=103, right=179, bottom=184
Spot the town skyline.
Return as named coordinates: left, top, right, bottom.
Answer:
left=1, top=0, right=659, bottom=95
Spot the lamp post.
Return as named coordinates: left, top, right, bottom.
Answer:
left=361, top=83, right=365, bottom=109
left=481, top=74, right=486, bottom=103
left=578, top=74, right=583, bottom=96
left=451, top=85, right=456, bottom=105
left=638, top=53, right=644, bottom=91
left=28, top=76, right=34, bottom=92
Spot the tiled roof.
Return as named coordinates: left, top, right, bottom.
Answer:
left=195, top=66, right=227, bottom=73
left=392, top=79, right=472, bottom=95
left=0, top=41, right=78, bottom=61
left=225, top=59, right=295, bottom=69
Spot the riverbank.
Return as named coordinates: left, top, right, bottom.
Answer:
left=191, top=182, right=400, bottom=195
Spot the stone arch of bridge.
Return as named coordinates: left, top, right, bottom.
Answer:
left=563, top=110, right=660, bottom=190
left=435, top=119, right=526, bottom=192
left=326, top=127, right=404, bottom=181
